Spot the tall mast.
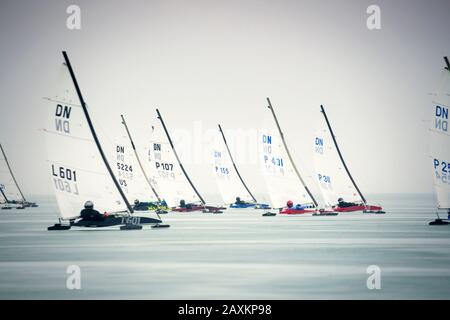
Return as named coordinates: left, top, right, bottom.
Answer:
left=444, top=56, right=450, bottom=70
left=320, top=104, right=367, bottom=204
left=120, top=115, right=162, bottom=202
left=62, top=51, right=134, bottom=214
left=0, top=143, right=26, bottom=202
left=266, top=98, right=318, bottom=207
left=218, top=124, right=257, bottom=203
left=156, top=108, right=206, bottom=205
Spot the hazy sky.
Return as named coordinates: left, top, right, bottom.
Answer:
left=1, top=0, right=449, bottom=200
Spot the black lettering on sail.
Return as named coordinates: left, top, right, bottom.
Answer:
left=55, top=104, right=72, bottom=118
left=55, top=105, right=71, bottom=133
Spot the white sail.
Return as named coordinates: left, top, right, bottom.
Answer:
left=430, top=68, right=450, bottom=210
left=146, top=124, right=200, bottom=208
left=259, top=113, right=315, bottom=208
left=211, top=136, right=253, bottom=205
left=112, top=134, right=158, bottom=204
left=0, top=145, right=24, bottom=203
left=313, top=119, right=362, bottom=207
left=44, top=63, right=126, bottom=220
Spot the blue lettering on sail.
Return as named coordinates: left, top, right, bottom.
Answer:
left=318, top=174, right=331, bottom=183
left=315, top=137, right=324, bottom=154
left=435, top=105, right=449, bottom=132
left=434, top=158, right=450, bottom=185
left=263, top=135, right=272, bottom=144
left=315, top=137, right=323, bottom=146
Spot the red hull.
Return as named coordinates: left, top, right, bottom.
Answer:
left=280, top=208, right=317, bottom=215
left=333, top=205, right=382, bottom=212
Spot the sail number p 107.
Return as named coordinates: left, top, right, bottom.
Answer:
left=51, top=165, right=79, bottom=195
left=155, top=162, right=173, bottom=171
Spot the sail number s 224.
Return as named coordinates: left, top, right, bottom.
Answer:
left=51, top=165, right=79, bottom=195
left=117, top=162, right=132, bottom=172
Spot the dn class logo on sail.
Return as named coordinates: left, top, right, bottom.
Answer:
left=55, top=104, right=72, bottom=134
left=435, top=105, right=448, bottom=132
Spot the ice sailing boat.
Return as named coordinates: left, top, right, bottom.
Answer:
left=212, top=124, right=269, bottom=209
left=429, top=57, right=450, bottom=226
left=259, top=97, right=318, bottom=215
left=114, top=115, right=169, bottom=213
left=147, top=109, right=224, bottom=213
left=313, top=105, right=384, bottom=214
left=0, top=143, right=37, bottom=209
left=45, top=51, right=165, bottom=230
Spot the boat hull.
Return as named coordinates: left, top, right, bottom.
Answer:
left=334, top=205, right=383, bottom=212
left=172, top=205, right=225, bottom=213
left=230, top=203, right=256, bottom=208
left=280, top=208, right=317, bottom=215
left=72, top=216, right=161, bottom=227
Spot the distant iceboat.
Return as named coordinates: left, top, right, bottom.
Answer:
left=45, top=52, right=166, bottom=230
left=259, top=98, right=318, bottom=216
left=0, top=143, right=38, bottom=209
left=429, top=57, right=450, bottom=226
left=313, top=105, right=384, bottom=214
left=212, top=124, right=269, bottom=209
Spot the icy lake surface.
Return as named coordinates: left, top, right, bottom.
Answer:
left=1, top=193, right=450, bottom=299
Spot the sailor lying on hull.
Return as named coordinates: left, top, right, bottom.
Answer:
left=171, top=199, right=225, bottom=213
left=133, top=199, right=169, bottom=212
left=336, top=198, right=357, bottom=208
left=229, top=196, right=255, bottom=208
left=229, top=197, right=270, bottom=209
left=279, top=200, right=317, bottom=214
left=80, top=201, right=105, bottom=221
left=332, top=197, right=384, bottom=213
left=48, top=201, right=163, bottom=230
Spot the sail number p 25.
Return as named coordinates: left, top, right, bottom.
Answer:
left=434, top=158, right=449, bottom=184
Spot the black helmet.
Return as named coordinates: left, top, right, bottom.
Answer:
left=337, top=198, right=344, bottom=203
left=134, top=199, right=140, bottom=205
left=180, top=199, right=186, bottom=206
left=84, top=201, right=94, bottom=209
left=236, top=197, right=241, bottom=201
